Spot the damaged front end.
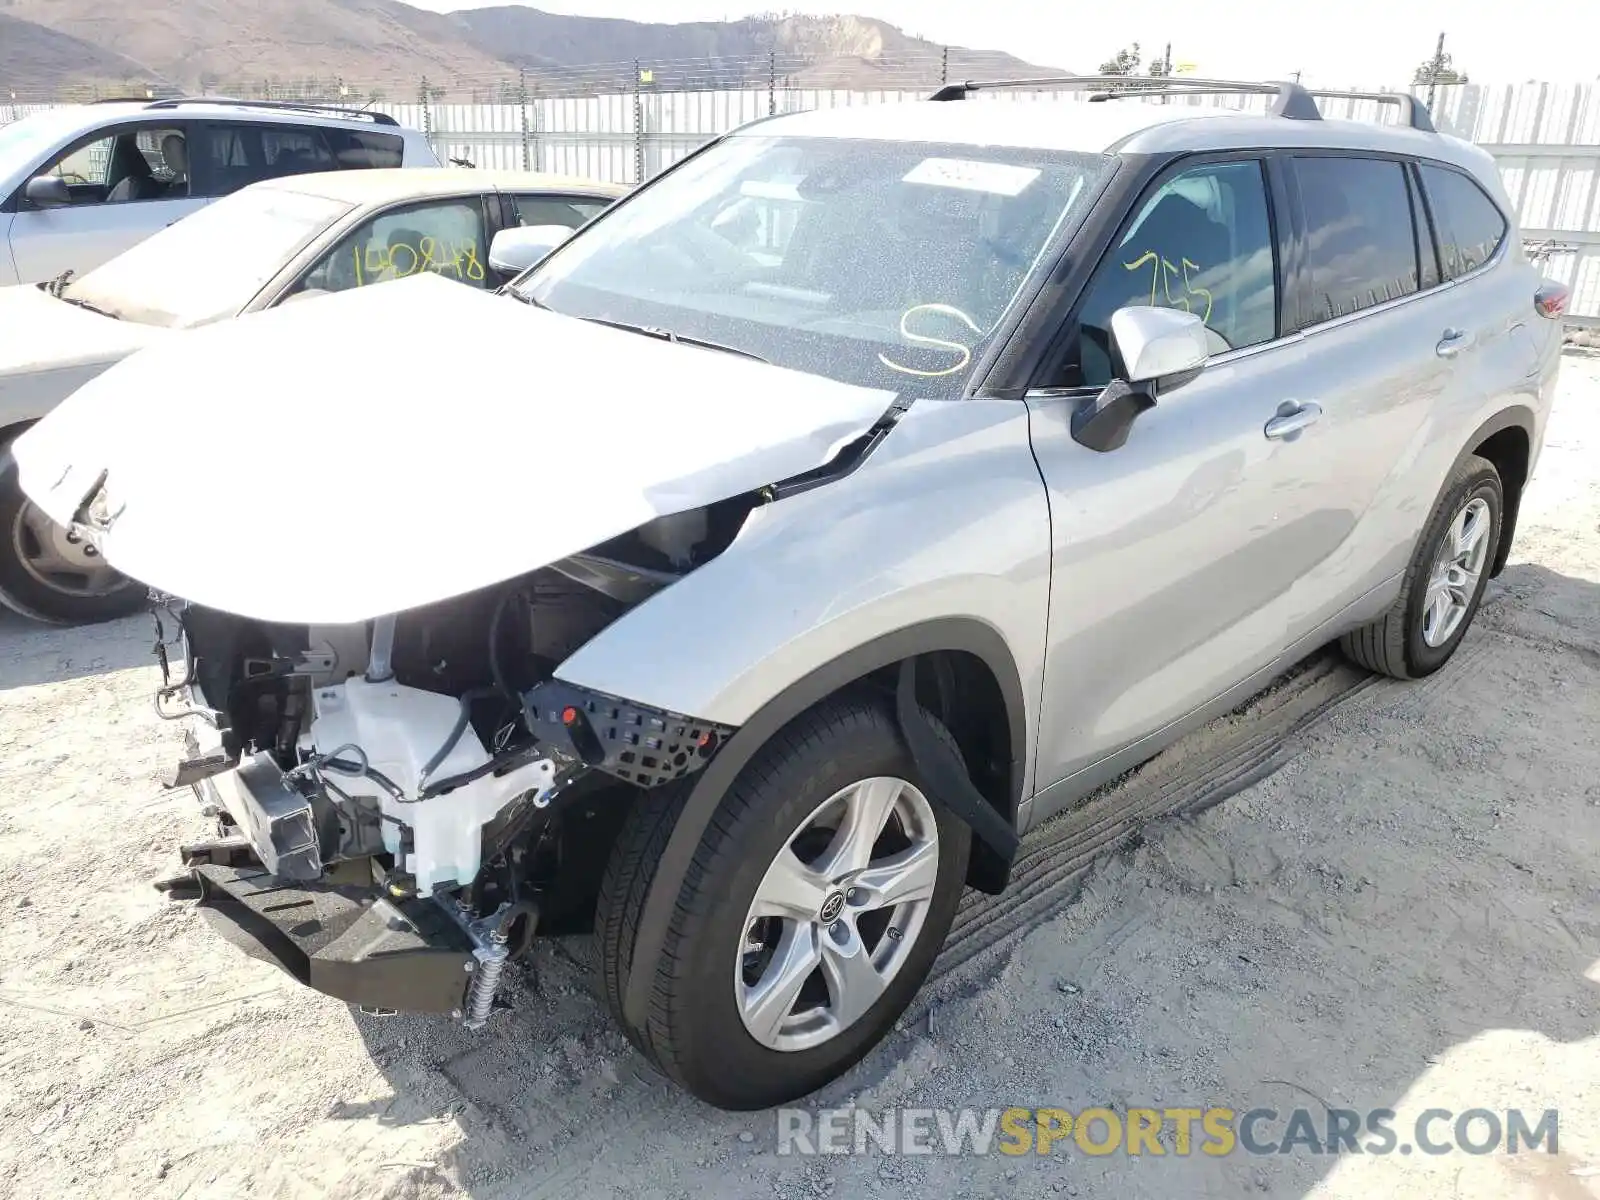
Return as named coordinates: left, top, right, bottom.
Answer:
left=152, top=506, right=744, bottom=1025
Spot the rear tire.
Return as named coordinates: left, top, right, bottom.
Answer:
left=596, top=693, right=970, bottom=1110
left=1340, top=454, right=1502, bottom=679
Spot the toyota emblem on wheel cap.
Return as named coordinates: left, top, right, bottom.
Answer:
left=819, top=891, right=846, bottom=923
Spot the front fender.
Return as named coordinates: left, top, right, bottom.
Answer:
left=554, top=396, right=1053, bottom=798
left=560, top=397, right=1053, bottom=1033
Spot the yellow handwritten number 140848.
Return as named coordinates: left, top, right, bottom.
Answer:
left=353, top=237, right=487, bottom=286
left=1123, top=251, right=1213, bottom=325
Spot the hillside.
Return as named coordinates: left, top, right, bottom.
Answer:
left=0, top=0, right=512, bottom=98
left=0, top=2, right=1062, bottom=100
left=0, top=11, right=166, bottom=95
left=450, top=9, right=1056, bottom=90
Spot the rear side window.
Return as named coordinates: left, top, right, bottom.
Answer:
left=261, top=127, right=336, bottom=173
left=324, top=129, right=405, bottom=170
left=1419, top=164, right=1508, bottom=279
left=1295, top=157, right=1420, bottom=325
left=511, top=194, right=611, bottom=229
left=191, top=123, right=400, bottom=196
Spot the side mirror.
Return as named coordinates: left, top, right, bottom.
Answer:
left=488, top=224, right=573, bottom=277
left=24, top=175, right=72, bottom=209
left=1071, top=306, right=1210, bottom=453
left=1112, top=305, right=1210, bottom=383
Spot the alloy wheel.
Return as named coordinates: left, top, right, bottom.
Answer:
left=735, top=776, right=940, bottom=1053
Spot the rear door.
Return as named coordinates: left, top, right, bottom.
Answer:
left=7, top=121, right=205, bottom=283
left=1275, top=153, right=1459, bottom=636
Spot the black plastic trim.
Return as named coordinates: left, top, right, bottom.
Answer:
left=1453, top=406, right=1537, bottom=577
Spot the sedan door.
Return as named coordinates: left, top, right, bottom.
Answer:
left=1024, top=156, right=1346, bottom=811
left=8, top=122, right=206, bottom=283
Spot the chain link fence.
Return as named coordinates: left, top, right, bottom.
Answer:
left=4, top=61, right=1598, bottom=323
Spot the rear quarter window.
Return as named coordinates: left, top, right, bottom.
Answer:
left=324, top=129, right=405, bottom=170
left=1419, top=164, right=1508, bottom=279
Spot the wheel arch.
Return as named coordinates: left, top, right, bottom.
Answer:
left=616, top=616, right=1028, bottom=1031
left=1457, top=406, right=1534, bottom=577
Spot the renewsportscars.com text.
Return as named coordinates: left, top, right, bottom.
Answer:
left=776, top=1106, right=1560, bottom=1157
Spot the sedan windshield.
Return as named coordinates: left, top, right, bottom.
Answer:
left=61, top=185, right=353, bottom=328
left=514, top=135, right=1112, bottom=396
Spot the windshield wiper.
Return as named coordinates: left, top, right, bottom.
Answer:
left=575, top=315, right=770, bottom=364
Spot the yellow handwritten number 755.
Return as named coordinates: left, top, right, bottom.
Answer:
left=1123, top=251, right=1213, bottom=325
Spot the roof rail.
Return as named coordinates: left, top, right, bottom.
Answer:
left=928, top=74, right=1323, bottom=120
left=1304, top=88, right=1435, bottom=132
left=139, top=96, right=400, bottom=127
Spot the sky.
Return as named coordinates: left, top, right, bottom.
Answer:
left=412, top=0, right=1600, bottom=87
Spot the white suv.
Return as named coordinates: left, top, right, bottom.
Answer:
left=0, top=97, right=438, bottom=285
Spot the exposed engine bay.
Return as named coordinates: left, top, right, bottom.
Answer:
left=154, top=499, right=754, bottom=1024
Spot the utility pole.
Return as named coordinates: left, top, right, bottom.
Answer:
left=1427, top=31, right=1446, bottom=112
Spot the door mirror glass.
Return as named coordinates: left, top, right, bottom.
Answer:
left=489, top=224, right=572, bottom=276
left=24, top=176, right=71, bottom=209
left=1110, top=306, right=1209, bottom=383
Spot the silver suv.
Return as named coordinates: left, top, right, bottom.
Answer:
left=11, top=76, right=1567, bottom=1111
left=0, top=97, right=438, bottom=285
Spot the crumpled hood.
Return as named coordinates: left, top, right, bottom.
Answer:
left=0, top=282, right=165, bottom=382
left=14, top=273, right=895, bottom=624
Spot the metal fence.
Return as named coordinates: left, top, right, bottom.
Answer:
left=5, top=78, right=1599, bottom=322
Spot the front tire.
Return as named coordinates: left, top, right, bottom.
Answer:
left=0, top=442, right=147, bottom=625
left=596, top=694, right=971, bottom=1110
left=1340, top=453, right=1503, bottom=679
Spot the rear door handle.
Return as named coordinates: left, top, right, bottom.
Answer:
left=1436, top=328, right=1474, bottom=357
left=1264, top=401, right=1322, bottom=441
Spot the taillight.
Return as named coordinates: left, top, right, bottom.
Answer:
left=1534, top=281, right=1569, bottom=319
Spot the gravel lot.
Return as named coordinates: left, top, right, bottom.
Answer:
left=1, top=356, right=1596, bottom=1200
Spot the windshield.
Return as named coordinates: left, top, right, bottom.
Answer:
left=62, top=185, right=353, bottom=327
left=515, top=135, right=1112, bottom=397
left=0, top=109, right=88, bottom=178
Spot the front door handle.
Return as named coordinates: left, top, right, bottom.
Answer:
left=1264, top=401, right=1322, bottom=441
left=1436, top=328, right=1474, bottom=357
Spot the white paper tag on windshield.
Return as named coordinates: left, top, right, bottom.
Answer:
left=902, top=158, right=1040, bottom=196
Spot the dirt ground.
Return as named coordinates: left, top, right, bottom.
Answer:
left=1, top=357, right=1596, bottom=1200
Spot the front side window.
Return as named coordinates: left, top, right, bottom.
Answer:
left=516, top=135, right=1112, bottom=397
left=32, top=125, right=188, bottom=205
left=511, top=194, right=612, bottom=230
left=1296, top=156, right=1421, bottom=325
left=296, top=198, right=490, bottom=296
left=1419, top=164, right=1508, bottom=279
left=1062, top=160, right=1278, bottom=389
